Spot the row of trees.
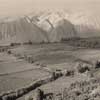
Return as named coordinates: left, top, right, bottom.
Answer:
left=61, top=37, right=100, bottom=48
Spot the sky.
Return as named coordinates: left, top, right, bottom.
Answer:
left=0, top=0, right=100, bottom=17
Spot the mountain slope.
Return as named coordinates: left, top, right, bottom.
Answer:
left=49, top=19, right=77, bottom=42
left=0, top=10, right=100, bottom=45
left=32, top=10, right=100, bottom=38
left=0, top=17, right=49, bottom=44
left=68, top=12, right=100, bottom=37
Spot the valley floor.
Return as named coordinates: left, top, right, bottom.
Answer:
left=0, top=43, right=100, bottom=100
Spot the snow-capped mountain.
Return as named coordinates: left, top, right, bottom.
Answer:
left=0, top=10, right=100, bottom=45
left=30, top=10, right=100, bottom=38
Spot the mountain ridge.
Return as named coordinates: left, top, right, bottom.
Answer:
left=0, top=10, right=100, bottom=45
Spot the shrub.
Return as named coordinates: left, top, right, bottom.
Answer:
left=77, top=63, right=90, bottom=73
left=10, top=43, right=21, bottom=47
left=95, top=60, right=100, bottom=69
left=16, top=89, right=25, bottom=97
left=65, top=70, right=74, bottom=76
left=27, top=40, right=33, bottom=45
left=7, top=50, right=12, bottom=54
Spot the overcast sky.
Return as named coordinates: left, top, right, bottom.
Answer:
left=0, top=0, right=100, bottom=17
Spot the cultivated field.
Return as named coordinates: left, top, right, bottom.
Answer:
left=0, top=43, right=100, bottom=100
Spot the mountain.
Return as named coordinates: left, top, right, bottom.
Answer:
left=49, top=19, right=77, bottom=42
left=0, top=10, right=100, bottom=45
left=33, top=10, right=70, bottom=32
left=27, top=11, right=77, bottom=42
left=0, top=17, right=49, bottom=45
left=0, top=12, right=76, bottom=44
left=32, top=10, right=100, bottom=38
left=68, top=12, right=100, bottom=37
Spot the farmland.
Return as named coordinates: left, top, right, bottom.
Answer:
left=0, top=43, right=100, bottom=100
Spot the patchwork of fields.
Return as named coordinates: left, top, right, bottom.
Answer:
left=0, top=43, right=100, bottom=100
